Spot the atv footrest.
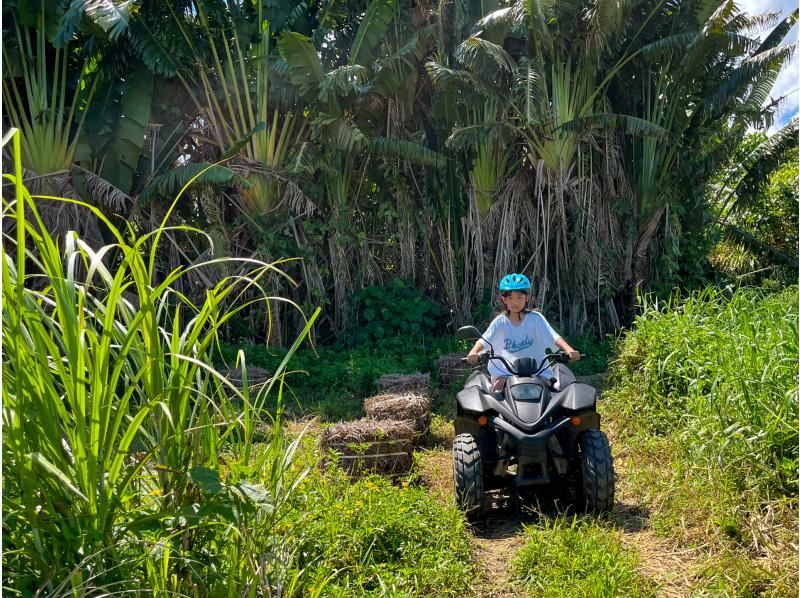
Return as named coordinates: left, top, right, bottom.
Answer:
left=513, top=463, right=551, bottom=486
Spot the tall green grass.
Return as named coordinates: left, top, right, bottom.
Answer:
left=609, top=286, right=797, bottom=501
left=1, top=129, right=477, bottom=597
left=1, top=128, right=320, bottom=594
left=510, top=517, right=654, bottom=597
left=604, top=284, right=798, bottom=585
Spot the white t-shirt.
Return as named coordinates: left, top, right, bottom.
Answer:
left=479, top=311, right=561, bottom=380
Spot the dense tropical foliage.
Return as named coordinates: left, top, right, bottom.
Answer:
left=3, top=0, right=796, bottom=344
left=2, top=0, right=797, bottom=594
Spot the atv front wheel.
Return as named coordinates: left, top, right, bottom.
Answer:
left=453, top=433, right=487, bottom=520
left=576, top=429, right=615, bottom=513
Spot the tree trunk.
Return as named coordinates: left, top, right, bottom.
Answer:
left=630, top=205, right=666, bottom=314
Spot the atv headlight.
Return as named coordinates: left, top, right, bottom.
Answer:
left=510, top=383, right=543, bottom=401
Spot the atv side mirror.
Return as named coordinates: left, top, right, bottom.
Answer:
left=456, top=325, right=482, bottom=340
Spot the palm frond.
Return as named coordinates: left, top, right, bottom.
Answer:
left=138, top=163, right=242, bottom=205
left=87, top=0, right=136, bottom=39
left=474, top=6, right=518, bottom=33
left=560, top=114, right=669, bottom=137
left=84, top=170, right=133, bottom=211
left=455, top=36, right=516, bottom=73
left=445, top=122, right=515, bottom=152
left=126, top=20, right=184, bottom=77
left=277, top=32, right=325, bottom=100
left=704, top=44, right=796, bottom=113
left=724, top=118, right=799, bottom=211
left=639, top=32, right=696, bottom=59
left=755, top=9, right=798, bottom=54
left=349, top=0, right=397, bottom=67
left=316, top=115, right=367, bottom=152
left=368, top=137, right=447, bottom=168
left=425, top=61, right=476, bottom=90
left=318, top=65, right=370, bottom=102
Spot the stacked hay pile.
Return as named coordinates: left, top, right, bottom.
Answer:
left=437, top=353, right=471, bottom=386
left=319, top=373, right=433, bottom=478
left=376, top=372, right=430, bottom=394
left=319, top=419, right=416, bottom=477
left=364, top=392, right=431, bottom=436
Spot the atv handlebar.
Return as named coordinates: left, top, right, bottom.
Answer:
left=461, top=350, right=578, bottom=376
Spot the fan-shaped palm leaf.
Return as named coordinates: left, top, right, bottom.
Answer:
left=138, top=163, right=242, bottom=205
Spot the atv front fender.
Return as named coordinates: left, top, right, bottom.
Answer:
left=456, top=385, right=495, bottom=414
left=555, top=383, right=596, bottom=411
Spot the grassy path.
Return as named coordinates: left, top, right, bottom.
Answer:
left=418, top=376, right=707, bottom=597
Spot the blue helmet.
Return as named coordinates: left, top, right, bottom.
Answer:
left=499, top=273, right=531, bottom=292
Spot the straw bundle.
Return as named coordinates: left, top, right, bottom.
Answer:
left=319, top=419, right=416, bottom=477
left=364, top=392, right=431, bottom=436
left=376, top=372, right=430, bottom=394
left=437, top=353, right=471, bottom=386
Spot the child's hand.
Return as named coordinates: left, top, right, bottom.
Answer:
left=467, top=353, right=480, bottom=365
left=566, top=349, right=580, bottom=361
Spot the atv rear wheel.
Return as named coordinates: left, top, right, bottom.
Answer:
left=453, top=433, right=487, bottom=520
left=576, top=429, right=615, bottom=513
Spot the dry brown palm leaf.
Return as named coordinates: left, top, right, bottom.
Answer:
left=83, top=170, right=133, bottom=212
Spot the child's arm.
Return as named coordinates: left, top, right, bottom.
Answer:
left=555, top=337, right=580, bottom=361
left=466, top=340, right=484, bottom=364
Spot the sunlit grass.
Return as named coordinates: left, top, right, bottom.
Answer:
left=603, top=285, right=798, bottom=593
left=510, top=517, right=655, bottom=597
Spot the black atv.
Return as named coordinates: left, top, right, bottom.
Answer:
left=452, top=325, right=614, bottom=520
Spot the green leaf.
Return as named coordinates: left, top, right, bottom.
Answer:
left=28, top=452, right=89, bottom=503
left=350, top=0, right=397, bottom=67
left=237, top=482, right=273, bottom=509
left=189, top=466, right=222, bottom=494
left=368, top=137, right=447, bottom=168
left=363, top=308, right=376, bottom=321
left=278, top=32, right=325, bottom=99
left=220, top=122, right=267, bottom=161
left=138, top=163, right=241, bottom=205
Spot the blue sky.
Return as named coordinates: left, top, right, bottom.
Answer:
left=740, top=0, right=798, bottom=134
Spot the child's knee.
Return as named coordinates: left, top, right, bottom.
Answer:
left=492, top=377, right=507, bottom=392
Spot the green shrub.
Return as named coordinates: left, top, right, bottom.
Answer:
left=510, top=517, right=654, bottom=597
left=279, top=469, right=474, bottom=596
left=339, top=279, right=447, bottom=346
left=218, top=336, right=468, bottom=421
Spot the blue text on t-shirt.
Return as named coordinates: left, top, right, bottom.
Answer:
left=504, top=336, right=533, bottom=353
